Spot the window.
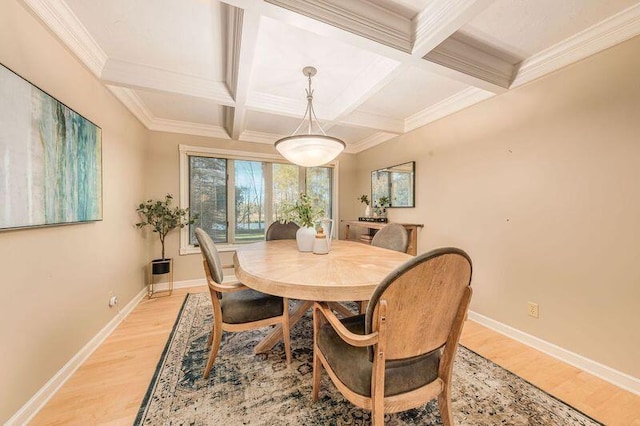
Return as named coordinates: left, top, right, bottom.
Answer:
left=180, top=145, right=337, bottom=252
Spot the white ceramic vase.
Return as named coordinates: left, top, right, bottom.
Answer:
left=364, top=205, right=372, bottom=217
left=296, top=226, right=316, bottom=252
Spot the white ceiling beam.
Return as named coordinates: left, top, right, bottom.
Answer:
left=411, top=0, right=495, bottom=58
left=263, top=0, right=413, bottom=52
left=246, top=0, right=507, bottom=94
left=101, top=58, right=235, bottom=106
left=424, top=34, right=516, bottom=89
left=246, top=92, right=309, bottom=119
left=224, top=5, right=261, bottom=140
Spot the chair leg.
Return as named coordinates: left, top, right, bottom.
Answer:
left=312, top=346, right=321, bottom=402
left=203, top=324, right=222, bottom=379
left=438, top=386, right=454, bottom=426
left=372, top=406, right=384, bottom=425
left=206, top=327, right=214, bottom=348
left=282, top=298, right=292, bottom=364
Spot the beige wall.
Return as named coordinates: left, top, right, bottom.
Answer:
left=143, top=131, right=358, bottom=282
left=0, top=0, right=148, bottom=421
left=356, top=36, right=640, bottom=378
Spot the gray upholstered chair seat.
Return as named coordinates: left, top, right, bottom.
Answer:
left=221, top=289, right=284, bottom=324
left=317, top=314, right=441, bottom=397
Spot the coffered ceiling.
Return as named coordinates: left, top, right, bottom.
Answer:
left=21, top=0, right=640, bottom=153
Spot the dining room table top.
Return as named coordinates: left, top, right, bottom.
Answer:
left=233, top=239, right=413, bottom=302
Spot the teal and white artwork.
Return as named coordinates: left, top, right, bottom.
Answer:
left=0, top=64, right=102, bottom=230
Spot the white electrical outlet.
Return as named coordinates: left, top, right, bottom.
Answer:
left=527, top=302, right=539, bottom=318
left=109, top=295, right=119, bottom=307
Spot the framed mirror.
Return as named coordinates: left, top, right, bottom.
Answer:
left=371, top=161, right=415, bottom=208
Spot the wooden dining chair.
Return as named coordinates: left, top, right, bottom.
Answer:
left=312, top=247, right=472, bottom=425
left=371, top=223, right=409, bottom=253
left=265, top=221, right=299, bottom=240
left=195, top=228, right=292, bottom=379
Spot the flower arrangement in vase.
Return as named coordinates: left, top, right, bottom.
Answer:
left=281, top=193, right=324, bottom=252
left=358, top=194, right=371, bottom=217
left=375, top=196, right=390, bottom=218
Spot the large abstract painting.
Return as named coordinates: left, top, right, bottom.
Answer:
left=0, top=64, right=102, bottom=230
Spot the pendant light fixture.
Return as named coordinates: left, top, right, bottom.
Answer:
left=274, top=66, right=345, bottom=167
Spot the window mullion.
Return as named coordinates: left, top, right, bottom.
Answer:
left=227, top=160, right=236, bottom=244
left=264, top=162, right=273, bottom=226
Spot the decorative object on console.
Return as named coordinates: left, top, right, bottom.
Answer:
left=274, top=66, right=345, bottom=167
left=374, top=195, right=390, bottom=218
left=281, top=193, right=324, bottom=252
left=136, top=194, right=196, bottom=290
left=0, top=63, right=102, bottom=231
left=358, top=217, right=388, bottom=223
left=358, top=194, right=371, bottom=218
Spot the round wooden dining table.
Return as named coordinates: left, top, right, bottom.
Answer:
left=233, top=239, right=413, bottom=354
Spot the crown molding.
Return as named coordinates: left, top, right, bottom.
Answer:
left=106, top=86, right=154, bottom=128
left=339, top=110, right=404, bottom=134
left=264, top=0, right=413, bottom=52
left=21, top=0, right=107, bottom=76
left=347, top=132, right=397, bottom=153
left=149, top=118, right=231, bottom=140
left=405, top=87, right=494, bottom=132
left=513, top=3, right=640, bottom=88
left=101, top=58, right=235, bottom=106
left=239, top=130, right=284, bottom=144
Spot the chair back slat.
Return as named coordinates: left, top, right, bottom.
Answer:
left=366, top=248, right=472, bottom=361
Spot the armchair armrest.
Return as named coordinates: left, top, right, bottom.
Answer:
left=314, top=302, right=378, bottom=347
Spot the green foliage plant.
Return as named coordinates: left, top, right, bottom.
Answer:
left=281, top=193, right=324, bottom=228
left=136, top=194, right=196, bottom=260
left=377, top=196, right=390, bottom=207
left=358, top=194, right=370, bottom=206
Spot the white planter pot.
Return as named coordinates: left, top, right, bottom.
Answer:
left=296, top=226, right=316, bottom=252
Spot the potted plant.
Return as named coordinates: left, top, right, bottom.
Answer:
left=358, top=194, right=371, bottom=217
left=375, top=196, right=390, bottom=218
left=136, top=194, right=196, bottom=274
left=282, top=193, right=324, bottom=252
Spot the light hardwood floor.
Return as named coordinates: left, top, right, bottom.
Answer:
left=32, top=288, right=640, bottom=425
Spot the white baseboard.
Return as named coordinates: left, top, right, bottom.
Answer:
left=468, top=311, right=640, bottom=396
left=150, top=278, right=207, bottom=292
left=6, top=286, right=148, bottom=425
left=6, top=277, right=213, bottom=424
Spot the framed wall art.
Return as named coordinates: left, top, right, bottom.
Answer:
left=0, top=63, right=102, bottom=230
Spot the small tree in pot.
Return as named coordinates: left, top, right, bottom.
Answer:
left=136, top=194, right=196, bottom=274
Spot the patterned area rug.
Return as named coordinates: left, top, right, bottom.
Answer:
left=135, top=293, right=601, bottom=425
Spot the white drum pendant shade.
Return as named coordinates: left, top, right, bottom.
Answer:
left=274, top=66, right=345, bottom=167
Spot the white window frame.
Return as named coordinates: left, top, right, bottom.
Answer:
left=179, top=144, right=339, bottom=254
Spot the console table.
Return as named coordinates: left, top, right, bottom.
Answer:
left=342, top=220, right=424, bottom=255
